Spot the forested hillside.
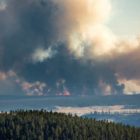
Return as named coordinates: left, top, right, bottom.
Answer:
left=0, top=110, right=139, bottom=140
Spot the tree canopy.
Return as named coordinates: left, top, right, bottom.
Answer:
left=0, top=110, right=139, bottom=140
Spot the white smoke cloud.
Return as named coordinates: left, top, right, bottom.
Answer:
left=47, top=0, right=114, bottom=59
left=58, top=0, right=114, bottom=58
left=118, top=79, right=140, bottom=95
left=32, top=47, right=57, bottom=62
left=53, top=0, right=140, bottom=62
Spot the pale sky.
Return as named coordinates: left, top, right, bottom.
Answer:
left=109, top=0, right=140, bottom=36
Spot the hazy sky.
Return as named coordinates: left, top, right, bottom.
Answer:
left=109, top=0, right=140, bottom=36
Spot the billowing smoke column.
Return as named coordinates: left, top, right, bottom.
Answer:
left=0, top=0, right=140, bottom=95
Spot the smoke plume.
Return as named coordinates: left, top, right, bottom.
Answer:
left=0, top=0, right=139, bottom=95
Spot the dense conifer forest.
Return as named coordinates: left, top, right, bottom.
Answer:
left=0, top=110, right=139, bottom=140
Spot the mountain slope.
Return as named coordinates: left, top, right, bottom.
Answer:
left=0, top=110, right=139, bottom=140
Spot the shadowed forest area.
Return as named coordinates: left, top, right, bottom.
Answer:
left=0, top=110, right=139, bottom=140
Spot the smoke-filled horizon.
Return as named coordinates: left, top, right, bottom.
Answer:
left=0, top=0, right=140, bottom=96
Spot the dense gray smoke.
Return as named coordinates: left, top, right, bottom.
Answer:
left=0, top=0, right=139, bottom=95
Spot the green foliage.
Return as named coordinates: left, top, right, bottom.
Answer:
left=0, top=110, right=139, bottom=140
